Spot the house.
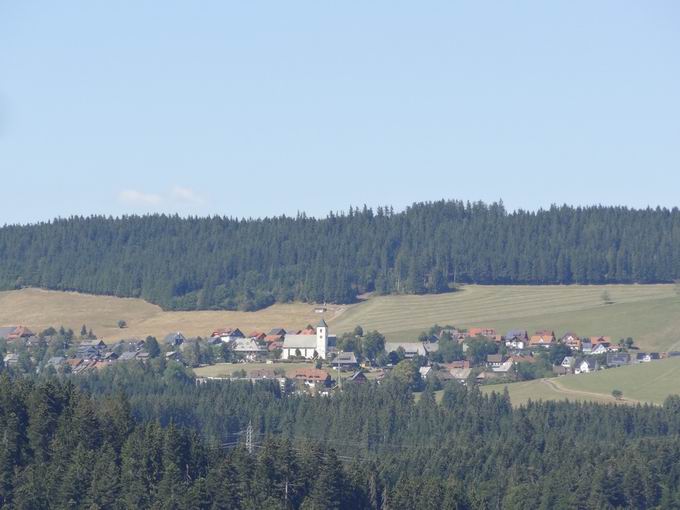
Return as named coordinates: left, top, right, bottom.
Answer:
left=118, top=351, right=138, bottom=362
left=505, top=330, right=528, bottom=349
left=102, top=352, right=119, bottom=362
left=75, top=345, right=100, bottom=359
left=553, top=365, right=571, bottom=376
left=384, top=341, right=439, bottom=358
left=347, top=371, right=367, bottom=383
left=581, top=340, right=593, bottom=354
left=211, top=327, right=244, bottom=340
left=136, top=351, right=151, bottom=361
left=590, top=343, right=610, bottom=355
left=606, top=353, right=630, bottom=367
left=3, top=353, right=20, bottom=367
left=248, top=331, right=267, bottom=341
left=590, top=336, right=612, bottom=345
left=419, top=366, right=433, bottom=378
left=268, top=328, right=287, bottom=336
left=636, top=352, right=659, bottom=363
left=575, top=359, right=599, bottom=374
left=449, top=368, right=473, bottom=381
left=292, top=368, right=331, bottom=387
left=0, top=326, right=34, bottom=341
left=561, top=356, right=576, bottom=369
left=561, top=333, right=581, bottom=351
left=232, top=338, right=267, bottom=360
left=529, top=334, right=555, bottom=348
left=164, top=332, right=186, bottom=346
left=80, top=339, right=107, bottom=349
left=535, top=330, right=556, bottom=339
left=66, top=358, right=83, bottom=370
left=282, top=320, right=329, bottom=360
left=332, top=351, right=358, bottom=371
left=486, top=354, right=506, bottom=368
left=467, top=327, right=497, bottom=338
left=492, top=359, right=514, bottom=373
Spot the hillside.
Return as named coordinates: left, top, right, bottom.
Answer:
left=0, top=288, right=341, bottom=342
left=482, top=357, right=680, bottom=406
left=332, top=284, right=680, bottom=351
left=2, top=202, right=680, bottom=311
left=2, top=284, right=680, bottom=350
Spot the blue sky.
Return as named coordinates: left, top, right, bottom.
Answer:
left=1, top=1, right=679, bottom=224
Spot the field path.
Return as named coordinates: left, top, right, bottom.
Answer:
left=543, top=377, right=643, bottom=405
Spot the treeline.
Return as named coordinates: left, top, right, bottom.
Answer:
left=2, top=201, right=680, bottom=310
left=3, top=362, right=680, bottom=508
left=74, top=362, right=680, bottom=509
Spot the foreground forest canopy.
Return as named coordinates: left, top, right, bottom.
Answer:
left=2, top=200, right=680, bottom=310
left=3, top=363, right=680, bottom=509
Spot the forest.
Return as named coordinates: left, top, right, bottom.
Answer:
left=1, top=361, right=678, bottom=509
left=2, top=200, right=680, bottom=310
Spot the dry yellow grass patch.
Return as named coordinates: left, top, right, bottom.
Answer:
left=0, top=288, right=344, bottom=342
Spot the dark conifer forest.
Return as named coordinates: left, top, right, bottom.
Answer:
left=2, top=200, right=680, bottom=310
left=3, top=364, right=680, bottom=509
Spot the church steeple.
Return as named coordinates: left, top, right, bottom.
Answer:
left=316, top=319, right=328, bottom=359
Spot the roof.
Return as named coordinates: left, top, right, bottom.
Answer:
left=249, top=369, right=277, bottom=379
left=384, top=342, right=438, bottom=356
left=232, top=338, right=267, bottom=352
left=0, top=327, right=17, bottom=338
left=293, top=368, right=330, bottom=381
left=450, top=368, right=472, bottom=380
left=333, top=352, right=358, bottom=365
left=316, top=318, right=328, bottom=328
left=118, top=351, right=138, bottom=361
left=348, top=371, right=367, bottom=382
left=268, top=328, right=286, bottom=336
left=164, top=332, right=185, bottom=344
left=268, top=340, right=284, bottom=351
left=505, top=329, right=527, bottom=339
left=283, top=334, right=318, bottom=350
left=486, top=354, right=504, bottom=363
left=529, top=335, right=555, bottom=345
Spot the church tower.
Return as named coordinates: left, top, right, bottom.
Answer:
left=316, top=319, right=328, bottom=359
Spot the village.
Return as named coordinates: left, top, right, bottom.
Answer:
left=1, top=318, right=677, bottom=394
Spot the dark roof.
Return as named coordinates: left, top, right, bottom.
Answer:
left=164, top=332, right=185, bottom=344
left=316, top=319, right=328, bottom=328
left=269, top=328, right=286, bottom=336
left=348, top=371, right=367, bottom=382
left=333, top=352, right=358, bottom=365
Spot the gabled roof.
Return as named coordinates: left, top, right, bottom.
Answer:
left=164, top=332, right=186, bottom=344
left=316, top=319, right=328, bottom=328
left=283, top=334, right=318, bottom=350
left=268, top=328, right=287, bottom=336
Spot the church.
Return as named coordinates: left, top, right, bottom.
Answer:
left=281, top=319, right=329, bottom=360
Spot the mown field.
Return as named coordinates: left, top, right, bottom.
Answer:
left=332, top=284, right=680, bottom=352
left=2, top=284, right=680, bottom=351
left=0, top=288, right=340, bottom=342
left=481, top=357, right=680, bottom=406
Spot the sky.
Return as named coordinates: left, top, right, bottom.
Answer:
left=1, top=1, right=679, bottom=224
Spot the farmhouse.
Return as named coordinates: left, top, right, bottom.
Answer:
left=282, top=320, right=329, bottom=360
left=0, top=326, right=34, bottom=341
left=575, top=359, right=599, bottom=374
left=332, top=351, right=358, bottom=371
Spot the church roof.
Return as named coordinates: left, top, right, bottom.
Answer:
left=316, top=319, right=328, bottom=328
left=283, top=334, right=318, bottom=350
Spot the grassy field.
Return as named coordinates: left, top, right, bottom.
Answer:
left=2, top=284, right=680, bottom=351
left=482, top=357, right=680, bottom=406
left=0, top=288, right=341, bottom=343
left=331, top=284, right=680, bottom=351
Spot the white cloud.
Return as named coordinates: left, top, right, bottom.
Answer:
left=171, top=186, right=204, bottom=204
left=118, top=189, right=163, bottom=206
